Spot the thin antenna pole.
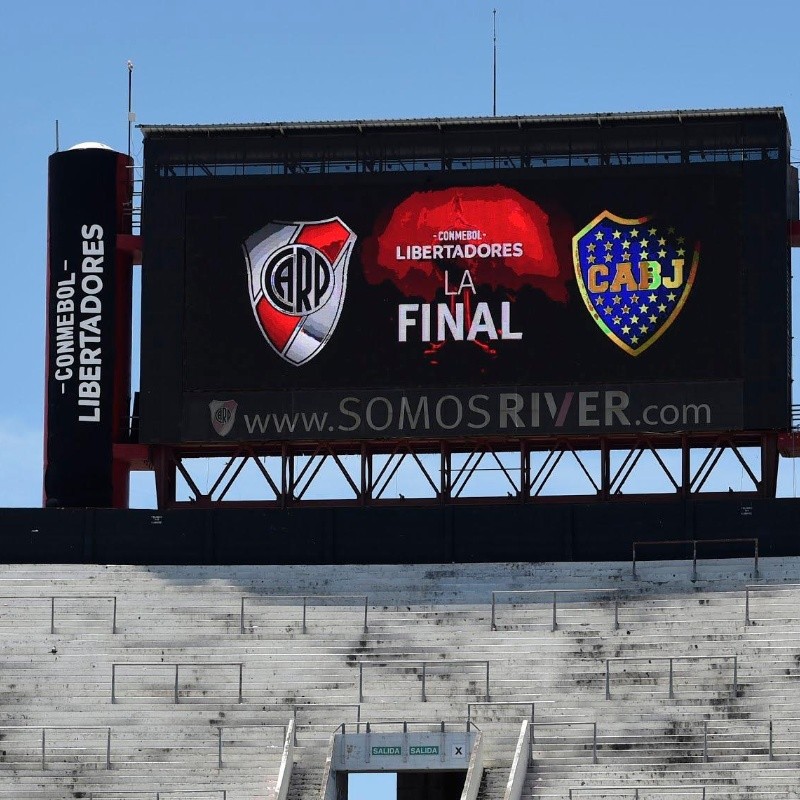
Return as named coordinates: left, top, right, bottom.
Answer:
left=492, top=9, right=497, bottom=117
left=127, top=60, right=134, bottom=157
left=55, top=120, right=59, bottom=152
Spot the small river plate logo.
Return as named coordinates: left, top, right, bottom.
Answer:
left=209, top=399, right=237, bottom=437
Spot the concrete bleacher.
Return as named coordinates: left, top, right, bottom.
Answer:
left=0, top=556, right=796, bottom=798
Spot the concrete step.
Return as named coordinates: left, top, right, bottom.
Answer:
left=0, top=559, right=797, bottom=799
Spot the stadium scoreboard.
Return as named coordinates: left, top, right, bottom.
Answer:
left=138, top=109, right=794, bottom=444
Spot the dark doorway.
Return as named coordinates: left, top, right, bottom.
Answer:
left=347, top=770, right=467, bottom=800
left=397, top=770, right=467, bottom=800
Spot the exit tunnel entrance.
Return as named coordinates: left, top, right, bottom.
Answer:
left=332, top=725, right=476, bottom=799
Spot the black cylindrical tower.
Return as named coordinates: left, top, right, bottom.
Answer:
left=44, top=144, right=133, bottom=508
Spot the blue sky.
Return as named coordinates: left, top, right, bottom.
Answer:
left=2, top=0, right=800, bottom=511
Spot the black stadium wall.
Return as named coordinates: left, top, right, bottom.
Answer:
left=0, top=498, right=796, bottom=565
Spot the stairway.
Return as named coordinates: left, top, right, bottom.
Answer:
left=0, top=557, right=794, bottom=797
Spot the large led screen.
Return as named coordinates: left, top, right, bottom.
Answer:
left=141, top=162, right=790, bottom=442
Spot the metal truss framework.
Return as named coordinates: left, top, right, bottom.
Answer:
left=118, top=432, right=779, bottom=510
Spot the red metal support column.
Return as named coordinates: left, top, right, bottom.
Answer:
left=360, top=443, right=369, bottom=506
left=681, top=434, right=691, bottom=497
left=111, top=229, right=139, bottom=510
left=600, top=438, right=611, bottom=501
left=762, top=433, right=779, bottom=498
left=281, top=443, right=291, bottom=509
left=520, top=441, right=530, bottom=503
left=153, top=446, right=176, bottom=510
left=440, top=442, right=450, bottom=503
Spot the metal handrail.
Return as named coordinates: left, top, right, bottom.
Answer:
left=90, top=793, right=227, bottom=800
left=292, top=703, right=361, bottom=745
left=352, top=719, right=477, bottom=732
left=531, top=720, right=598, bottom=764
left=0, top=595, right=117, bottom=634
left=744, top=583, right=800, bottom=625
left=491, top=588, right=620, bottom=631
left=531, top=716, right=781, bottom=766
left=156, top=794, right=227, bottom=800
left=356, top=659, right=490, bottom=702
left=0, top=724, right=111, bottom=770
left=632, top=538, right=758, bottom=580
left=215, top=723, right=286, bottom=768
left=111, top=662, right=243, bottom=704
left=156, top=789, right=228, bottom=800
left=605, top=655, right=738, bottom=699
left=738, top=715, right=800, bottom=762
left=240, top=594, right=368, bottom=634
left=466, top=700, right=541, bottom=724
left=124, top=163, right=144, bottom=235
left=568, top=787, right=706, bottom=799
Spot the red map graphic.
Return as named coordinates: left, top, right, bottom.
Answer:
left=362, top=185, right=572, bottom=302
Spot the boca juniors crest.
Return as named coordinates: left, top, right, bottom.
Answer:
left=573, top=211, right=699, bottom=356
left=244, top=218, right=356, bottom=365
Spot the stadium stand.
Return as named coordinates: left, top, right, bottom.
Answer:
left=0, top=556, right=797, bottom=799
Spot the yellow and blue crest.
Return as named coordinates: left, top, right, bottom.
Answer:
left=572, top=211, right=699, bottom=356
